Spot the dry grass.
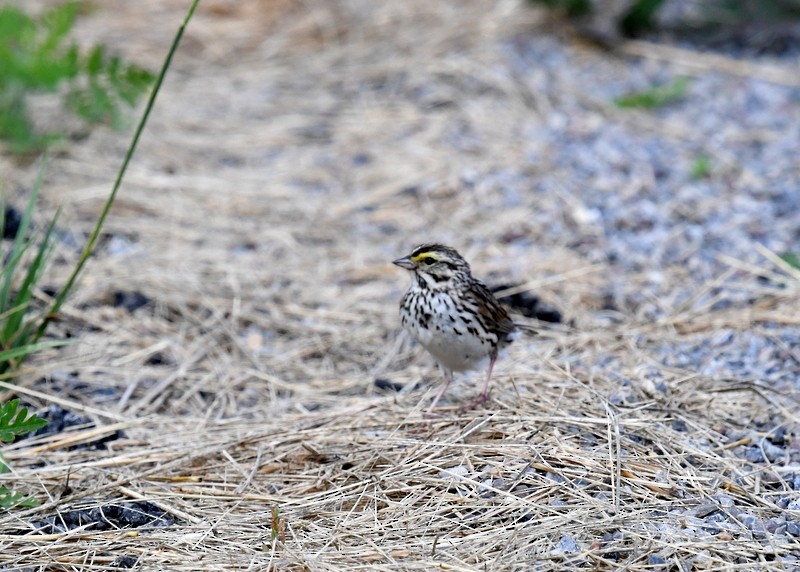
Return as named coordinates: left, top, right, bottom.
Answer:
left=1, top=1, right=799, bottom=570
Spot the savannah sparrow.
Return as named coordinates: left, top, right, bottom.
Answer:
left=393, top=243, right=520, bottom=415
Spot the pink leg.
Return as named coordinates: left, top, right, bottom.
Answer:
left=425, top=369, right=453, bottom=417
left=464, top=355, right=496, bottom=411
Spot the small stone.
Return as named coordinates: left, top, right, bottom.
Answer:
left=112, top=555, right=139, bottom=569
left=761, top=439, right=786, bottom=462
left=739, top=513, right=756, bottom=526
left=764, top=518, right=784, bottom=533
left=693, top=551, right=712, bottom=569
left=713, top=494, right=735, bottom=508
left=743, top=447, right=765, bottom=463
left=3, top=205, right=21, bottom=239
left=438, top=465, right=469, bottom=480
left=551, top=535, right=580, bottom=555
left=786, top=521, right=800, bottom=537
left=374, top=378, right=403, bottom=392
left=672, top=419, right=687, bottom=432
left=351, top=153, right=371, bottom=165
left=739, top=514, right=767, bottom=538
left=113, top=291, right=150, bottom=313
left=694, top=504, right=719, bottom=518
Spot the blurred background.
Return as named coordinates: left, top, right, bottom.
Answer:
left=1, top=0, right=799, bottom=569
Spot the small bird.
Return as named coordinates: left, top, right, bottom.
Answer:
left=393, top=243, right=520, bottom=415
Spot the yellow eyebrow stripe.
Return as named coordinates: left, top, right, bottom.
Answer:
left=411, top=252, right=439, bottom=262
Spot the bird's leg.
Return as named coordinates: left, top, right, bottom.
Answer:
left=425, top=368, right=453, bottom=417
left=463, top=355, right=496, bottom=411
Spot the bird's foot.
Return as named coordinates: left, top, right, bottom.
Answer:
left=460, top=392, right=490, bottom=412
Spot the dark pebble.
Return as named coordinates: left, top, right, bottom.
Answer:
left=374, top=378, right=404, bottom=392
left=3, top=205, right=22, bottom=239
left=29, top=405, right=92, bottom=437
left=113, top=291, right=150, bottom=313
left=40, top=286, right=59, bottom=298
left=112, top=555, right=139, bottom=568
left=787, top=521, right=800, bottom=537
left=743, top=447, right=765, bottom=463
left=145, top=351, right=173, bottom=366
left=672, top=419, right=687, bottom=432
left=92, top=386, right=120, bottom=398
left=704, top=512, right=728, bottom=524
left=32, top=500, right=175, bottom=533
left=771, top=426, right=787, bottom=445
left=648, top=555, right=667, bottom=565
left=600, top=293, right=619, bottom=311
left=533, top=304, right=563, bottom=323
left=351, top=153, right=371, bottom=166
left=710, top=298, right=732, bottom=311
left=23, top=405, right=123, bottom=450
left=694, top=504, right=719, bottom=518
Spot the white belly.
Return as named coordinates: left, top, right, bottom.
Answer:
left=401, top=291, right=492, bottom=373
left=413, top=325, right=490, bottom=372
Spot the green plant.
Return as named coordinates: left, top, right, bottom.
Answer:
left=527, top=0, right=665, bottom=34
left=0, top=486, right=37, bottom=509
left=691, top=155, right=712, bottom=179
left=780, top=251, right=800, bottom=270
left=614, top=77, right=690, bottom=109
left=0, top=398, right=46, bottom=508
left=41, top=0, right=200, bottom=336
left=0, top=164, right=70, bottom=376
left=0, top=1, right=154, bottom=154
left=0, top=0, right=198, bottom=376
left=270, top=506, right=286, bottom=543
left=0, top=0, right=200, bottom=509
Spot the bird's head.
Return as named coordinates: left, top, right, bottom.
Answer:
left=393, top=243, right=471, bottom=287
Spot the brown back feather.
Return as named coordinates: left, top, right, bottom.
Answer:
left=466, top=279, right=517, bottom=337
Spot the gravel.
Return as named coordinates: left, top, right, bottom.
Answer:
left=495, top=36, right=799, bottom=300
left=494, top=35, right=799, bottom=560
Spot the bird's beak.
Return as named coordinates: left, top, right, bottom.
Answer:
left=393, top=256, right=416, bottom=270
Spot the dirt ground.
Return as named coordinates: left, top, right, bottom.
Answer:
left=1, top=1, right=799, bottom=570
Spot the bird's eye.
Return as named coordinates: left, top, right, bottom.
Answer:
left=422, top=257, right=435, bottom=265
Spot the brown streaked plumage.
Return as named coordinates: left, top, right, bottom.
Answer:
left=393, top=243, right=519, bottom=415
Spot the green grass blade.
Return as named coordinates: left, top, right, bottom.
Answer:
left=614, top=77, right=690, bottom=109
left=2, top=209, right=59, bottom=345
left=0, top=339, right=69, bottom=365
left=34, top=0, right=201, bottom=343
left=0, top=158, right=46, bottom=313
left=0, top=302, right=30, bottom=324
left=0, top=166, right=46, bottom=318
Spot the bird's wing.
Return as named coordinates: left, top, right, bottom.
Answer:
left=465, top=279, right=518, bottom=337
